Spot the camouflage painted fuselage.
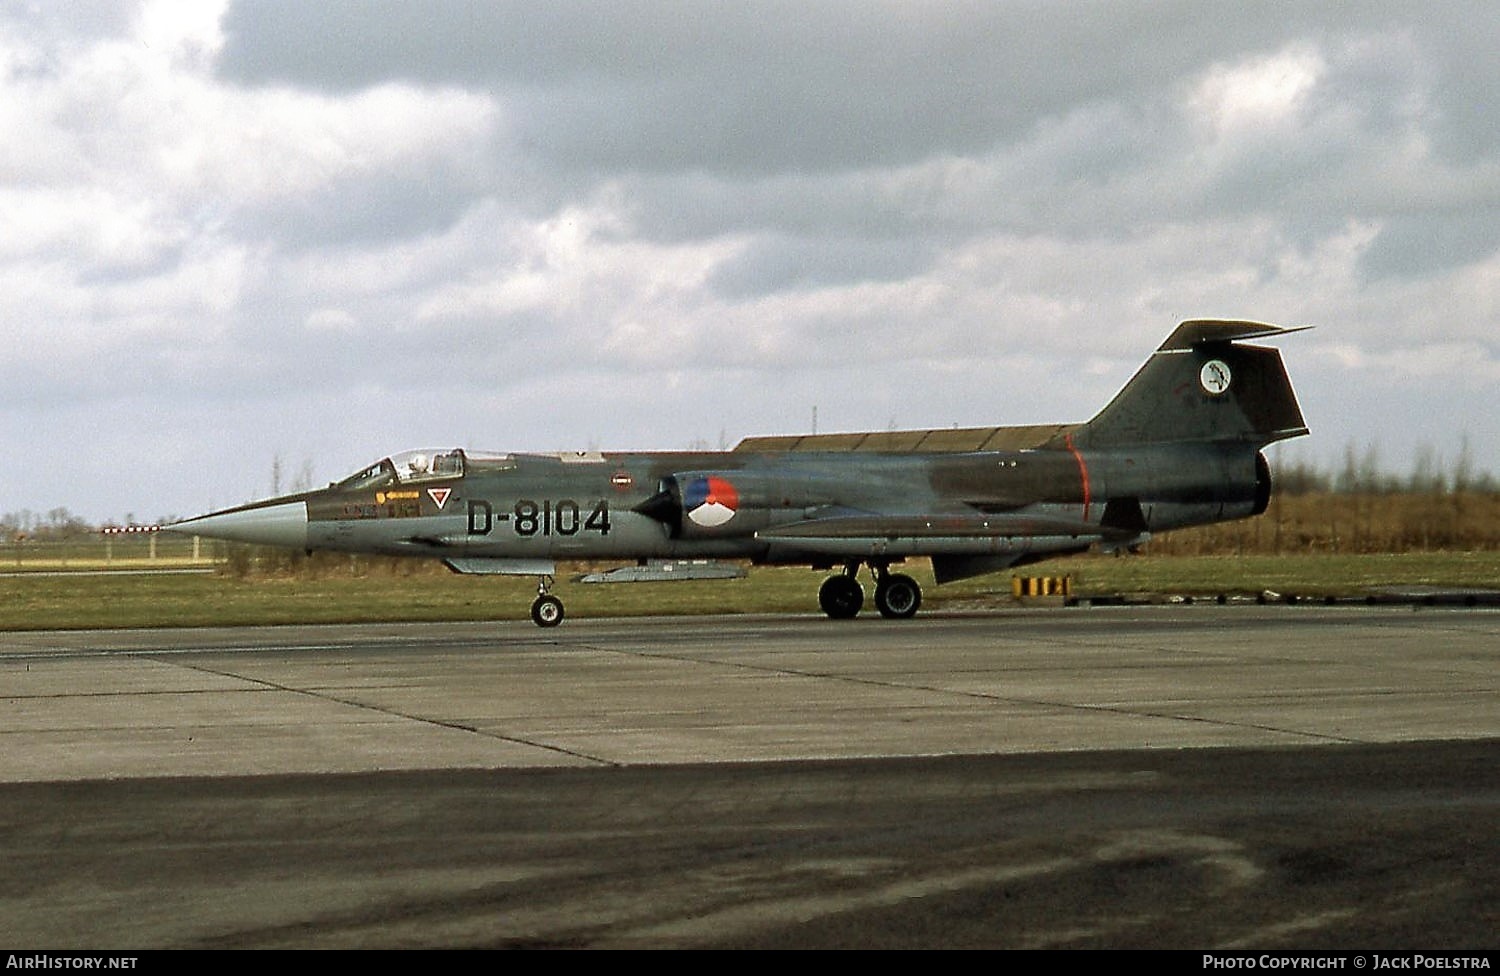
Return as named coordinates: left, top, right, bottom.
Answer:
left=169, top=320, right=1307, bottom=616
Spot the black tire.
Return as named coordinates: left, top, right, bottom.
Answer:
left=818, top=575, right=864, bottom=619
left=874, top=573, right=922, bottom=619
left=531, top=595, right=565, bottom=627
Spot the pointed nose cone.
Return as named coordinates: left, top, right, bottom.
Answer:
left=168, top=501, right=309, bottom=549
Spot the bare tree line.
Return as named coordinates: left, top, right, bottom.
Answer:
left=1274, top=435, right=1496, bottom=496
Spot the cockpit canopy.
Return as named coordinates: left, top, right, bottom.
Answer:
left=335, top=449, right=512, bottom=490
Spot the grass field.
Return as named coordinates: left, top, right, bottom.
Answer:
left=3, top=552, right=1499, bottom=631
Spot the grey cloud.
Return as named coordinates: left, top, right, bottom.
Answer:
left=707, top=235, right=941, bottom=298
left=228, top=164, right=484, bottom=250
left=1359, top=210, right=1500, bottom=281
left=216, top=1, right=1296, bottom=176
left=212, top=2, right=1500, bottom=280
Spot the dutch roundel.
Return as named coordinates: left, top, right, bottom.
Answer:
left=684, top=475, right=740, bottom=527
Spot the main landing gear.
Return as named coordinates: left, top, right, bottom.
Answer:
left=530, top=575, right=564, bottom=628
left=818, top=561, right=922, bottom=620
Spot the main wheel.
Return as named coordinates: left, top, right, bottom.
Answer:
left=530, top=594, right=565, bottom=627
left=874, top=573, right=922, bottom=619
left=818, top=574, right=864, bottom=619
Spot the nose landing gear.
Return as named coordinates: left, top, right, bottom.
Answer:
left=530, top=575, right=564, bottom=627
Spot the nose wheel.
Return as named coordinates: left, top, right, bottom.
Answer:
left=530, top=576, right=564, bottom=627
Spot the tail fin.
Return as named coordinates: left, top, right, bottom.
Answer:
left=1071, top=320, right=1309, bottom=448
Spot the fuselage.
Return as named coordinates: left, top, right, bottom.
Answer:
left=164, top=320, right=1307, bottom=626
left=180, top=440, right=1269, bottom=566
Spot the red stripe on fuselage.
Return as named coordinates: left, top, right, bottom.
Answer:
left=1064, top=432, right=1092, bottom=521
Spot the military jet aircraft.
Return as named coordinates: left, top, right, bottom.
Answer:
left=168, top=319, right=1308, bottom=626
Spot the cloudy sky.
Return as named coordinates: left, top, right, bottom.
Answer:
left=3, top=0, right=1498, bottom=523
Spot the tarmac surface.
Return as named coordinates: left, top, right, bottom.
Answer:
left=1, top=606, right=1497, bottom=948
